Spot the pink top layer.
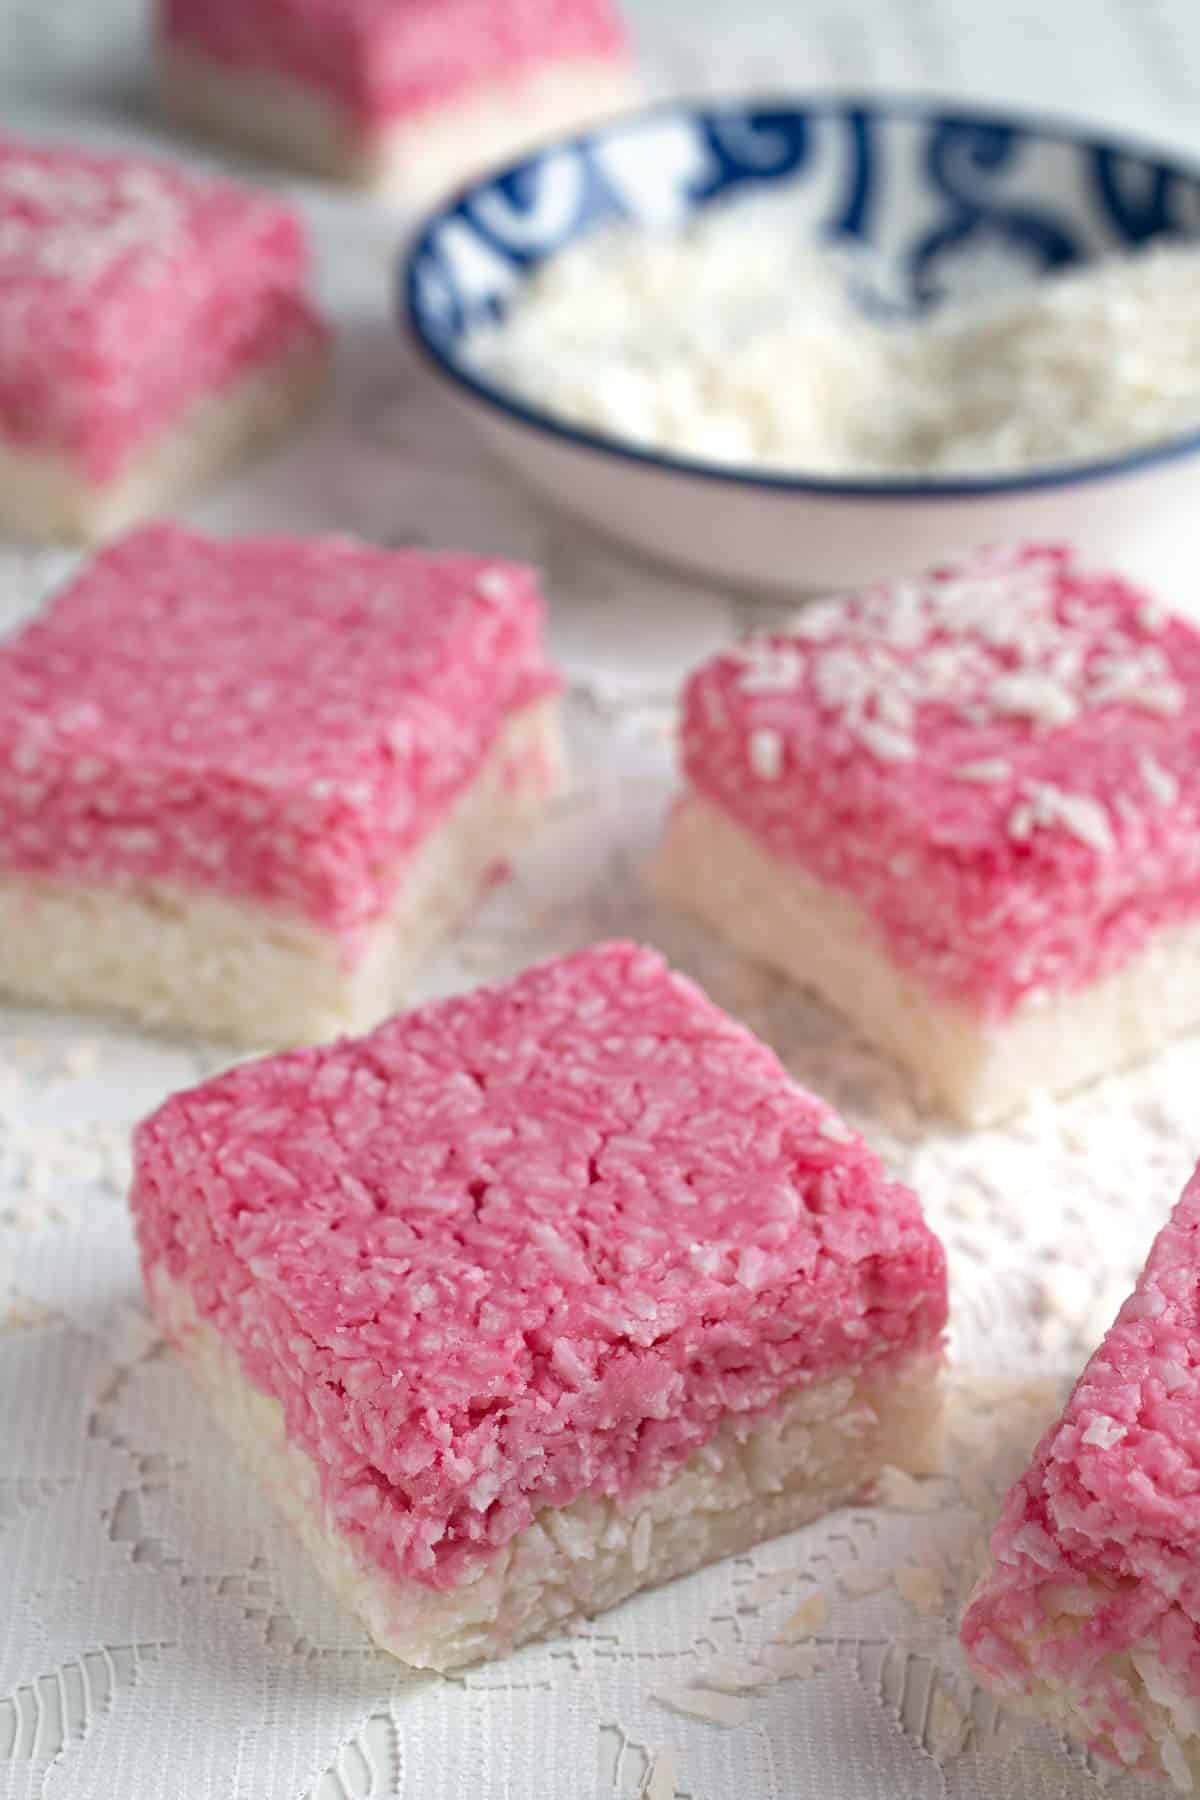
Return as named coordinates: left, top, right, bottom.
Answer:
left=131, top=942, right=948, bottom=1590
left=680, top=544, right=1200, bottom=1019
left=160, top=0, right=630, bottom=125
left=0, top=524, right=559, bottom=940
left=961, top=1165, right=1200, bottom=1769
left=0, top=136, right=325, bottom=482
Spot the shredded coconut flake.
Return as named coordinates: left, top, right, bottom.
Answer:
left=651, top=1684, right=750, bottom=1729
left=855, top=720, right=915, bottom=764
left=1139, top=752, right=1180, bottom=808
left=472, top=213, right=1200, bottom=477
left=641, top=1749, right=678, bottom=1800
left=734, top=644, right=803, bottom=693
left=776, top=1590, right=829, bottom=1642
left=1009, top=784, right=1116, bottom=856
left=990, top=672, right=1079, bottom=727
left=748, top=727, right=784, bottom=781
left=953, top=758, right=1012, bottom=785
left=1081, top=1415, right=1127, bottom=1449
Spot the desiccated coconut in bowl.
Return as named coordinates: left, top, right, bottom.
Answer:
left=407, top=97, right=1200, bottom=594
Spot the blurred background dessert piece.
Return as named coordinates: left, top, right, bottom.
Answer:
left=157, top=0, right=636, bottom=206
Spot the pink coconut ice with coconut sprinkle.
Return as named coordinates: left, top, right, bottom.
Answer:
left=963, top=1164, right=1200, bottom=1789
left=0, top=524, right=563, bottom=1044
left=131, top=943, right=948, bottom=1668
left=657, top=543, right=1200, bottom=1122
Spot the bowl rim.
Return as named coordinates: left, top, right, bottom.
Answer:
left=401, top=90, right=1200, bottom=503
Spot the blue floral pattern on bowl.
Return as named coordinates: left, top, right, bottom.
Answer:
left=403, top=96, right=1200, bottom=497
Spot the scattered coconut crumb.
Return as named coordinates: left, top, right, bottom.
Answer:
left=651, top=1684, right=750, bottom=1729
left=926, top=1686, right=970, bottom=1758
left=874, top=1464, right=944, bottom=1512
left=739, top=1568, right=800, bottom=1609
left=61, top=1039, right=101, bottom=1078
left=748, top=727, right=784, bottom=780
left=641, top=1748, right=678, bottom=1800
left=775, top=1590, right=829, bottom=1642
left=1139, top=751, right=1180, bottom=808
left=759, top=1643, right=821, bottom=1681
left=894, top=1562, right=946, bottom=1616
left=697, top=1657, right=774, bottom=1694
left=2, top=1293, right=58, bottom=1330
left=838, top=1565, right=892, bottom=1598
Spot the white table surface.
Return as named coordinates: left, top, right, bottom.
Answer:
left=3, top=5, right=1200, bottom=1798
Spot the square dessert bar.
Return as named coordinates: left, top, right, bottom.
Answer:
left=963, top=1164, right=1200, bottom=1788
left=0, top=523, right=562, bottom=1044
left=655, top=543, right=1200, bottom=1125
left=0, top=136, right=328, bottom=543
left=132, top=942, right=948, bottom=1670
left=157, top=0, right=635, bottom=206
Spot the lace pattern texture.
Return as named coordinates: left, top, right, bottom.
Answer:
left=5, top=1, right=1200, bottom=1793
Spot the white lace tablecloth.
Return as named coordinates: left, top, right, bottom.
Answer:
left=4, top=5, right=1200, bottom=1797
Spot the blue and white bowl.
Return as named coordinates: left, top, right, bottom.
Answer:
left=404, top=96, right=1200, bottom=595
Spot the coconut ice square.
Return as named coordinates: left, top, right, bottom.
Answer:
left=158, top=0, right=634, bottom=205
left=131, top=941, right=948, bottom=1668
left=0, top=134, right=328, bottom=541
left=655, top=544, right=1200, bottom=1123
left=0, top=523, right=562, bottom=1042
